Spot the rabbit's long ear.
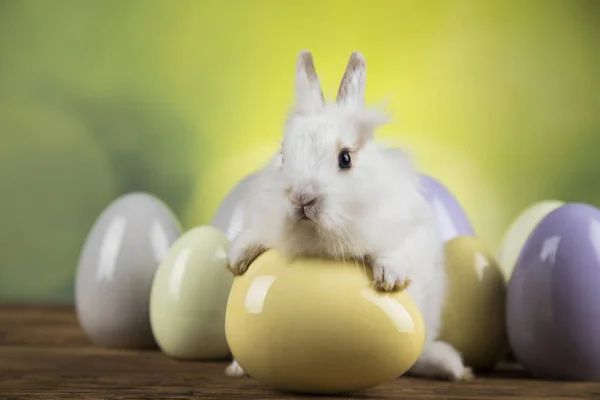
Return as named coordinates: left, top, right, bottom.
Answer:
left=336, top=51, right=366, bottom=106
left=294, top=50, right=324, bottom=114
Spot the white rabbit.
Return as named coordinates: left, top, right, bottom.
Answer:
left=225, top=50, right=473, bottom=382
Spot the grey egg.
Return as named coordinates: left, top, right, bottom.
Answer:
left=211, top=173, right=256, bottom=241
left=75, top=192, right=182, bottom=348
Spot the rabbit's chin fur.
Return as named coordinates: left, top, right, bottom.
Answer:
left=225, top=51, right=472, bottom=382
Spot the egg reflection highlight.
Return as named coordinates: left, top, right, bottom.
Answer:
left=244, top=275, right=277, bottom=314
left=361, top=290, right=416, bottom=334
left=225, top=250, right=425, bottom=395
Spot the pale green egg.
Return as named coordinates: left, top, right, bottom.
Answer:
left=150, top=225, right=233, bottom=360
left=497, top=200, right=564, bottom=282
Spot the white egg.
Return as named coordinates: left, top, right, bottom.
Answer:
left=211, top=173, right=256, bottom=241
left=75, top=192, right=181, bottom=348
left=497, top=200, right=564, bottom=282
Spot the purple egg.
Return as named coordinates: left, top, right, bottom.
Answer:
left=507, top=203, right=600, bottom=380
left=419, top=174, right=476, bottom=242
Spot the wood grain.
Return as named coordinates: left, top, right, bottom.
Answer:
left=0, top=306, right=598, bottom=399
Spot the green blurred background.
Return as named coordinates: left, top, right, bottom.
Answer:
left=0, top=0, right=598, bottom=303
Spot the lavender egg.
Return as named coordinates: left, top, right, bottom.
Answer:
left=420, top=174, right=475, bottom=242
left=507, top=203, right=600, bottom=380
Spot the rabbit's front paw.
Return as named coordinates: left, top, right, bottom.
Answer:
left=228, top=234, right=266, bottom=276
left=372, top=259, right=412, bottom=292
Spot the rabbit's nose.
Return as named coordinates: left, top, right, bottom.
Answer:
left=289, top=191, right=318, bottom=207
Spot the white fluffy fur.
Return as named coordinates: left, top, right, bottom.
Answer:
left=225, top=50, right=472, bottom=381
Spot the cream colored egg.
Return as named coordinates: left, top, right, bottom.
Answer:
left=497, top=200, right=564, bottom=282
left=150, top=225, right=232, bottom=359
left=438, top=236, right=508, bottom=370
left=225, top=250, right=426, bottom=395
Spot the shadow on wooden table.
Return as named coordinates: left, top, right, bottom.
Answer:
left=0, top=306, right=598, bottom=400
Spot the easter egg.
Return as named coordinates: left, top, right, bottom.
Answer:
left=150, top=225, right=232, bottom=360
left=225, top=250, right=426, bottom=395
left=420, top=174, right=475, bottom=242
left=497, top=200, right=564, bottom=283
left=507, top=203, right=600, bottom=380
left=211, top=173, right=256, bottom=241
left=438, top=236, right=507, bottom=370
left=75, top=193, right=181, bottom=348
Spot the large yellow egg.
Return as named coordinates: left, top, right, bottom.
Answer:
left=225, top=250, right=426, bottom=394
left=438, top=236, right=508, bottom=370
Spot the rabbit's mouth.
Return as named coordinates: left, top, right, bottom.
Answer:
left=294, top=202, right=320, bottom=222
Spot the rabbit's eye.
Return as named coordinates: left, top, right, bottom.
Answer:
left=338, top=149, right=352, bottom=170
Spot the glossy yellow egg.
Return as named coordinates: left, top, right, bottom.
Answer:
left=438, top=236, right=508, bottom=370
left=225, top=250, right=426, bottom=394
left=150, top=225, right=233, bottom=360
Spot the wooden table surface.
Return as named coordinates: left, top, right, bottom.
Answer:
left=0, top=306, right=598, bottom=399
